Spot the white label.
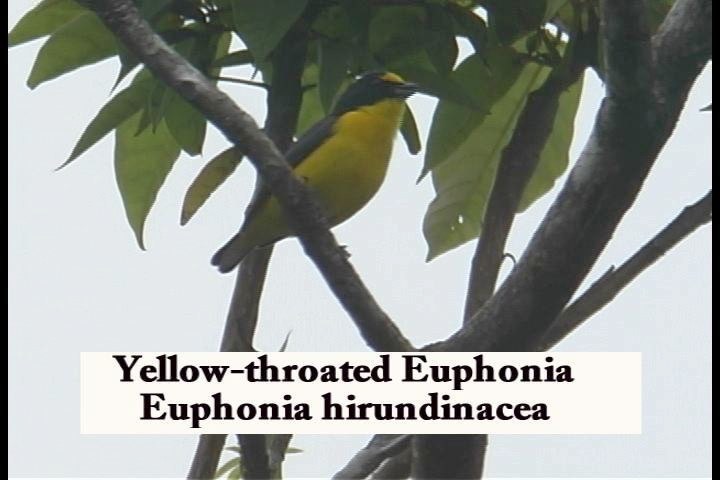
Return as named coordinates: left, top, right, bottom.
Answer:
left=80, top=352, right=641, bottom=434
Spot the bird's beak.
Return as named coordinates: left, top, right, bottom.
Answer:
left=392, top=82, right=419, bottom=99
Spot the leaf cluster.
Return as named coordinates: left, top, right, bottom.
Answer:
left=9, top=0, right=676, bottom=257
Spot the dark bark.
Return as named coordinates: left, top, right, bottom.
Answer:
left=334, top=435, right=411, bottom=479
left=411, top=435, right=487, bottom=479
left=188, top=434, right=226, bottom=480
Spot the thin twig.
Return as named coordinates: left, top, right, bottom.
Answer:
left=212, top=76, right=269, bottom=89
left=536, top=190, right=712, bottom=350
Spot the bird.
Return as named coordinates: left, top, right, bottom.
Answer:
left=211, top=71, right=417, bottom=273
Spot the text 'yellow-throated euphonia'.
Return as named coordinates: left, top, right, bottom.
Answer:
left=212, top=71, right=417, bottom=272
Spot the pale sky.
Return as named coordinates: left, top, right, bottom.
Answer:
left=8, top=2, right=712, bottom=478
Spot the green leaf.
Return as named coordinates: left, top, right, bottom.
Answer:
left=700, top=103, right=712, bottom=112
left=423, top=47, right=553, bottom=261
left=61, top=73, right=154, bottom=168
left=424, top=5, right=459, bottom=74
left=421, top=47, right=526, bottom=179
left=115, top=112, right=181, bottom=249
left=318, top=38, right=350, bottom=113
left=138, top=0, right=175, bottom=21
left=486, top=0, right=548, bottom=45
left=112, top=15, right=185, bottom=91
left=396, top=65, right=483, bottom=109
left=113, top=43, right=140, bottom=92
left=215, top=457, right=241, bottom=479
left=296, top=65, right=325, bottom=136
left=339, top=0, right=372, bottom=43
left=518, top=73, right=583, bottom=210
left=544, top=0, right=570, bottom=22
left=163, top=92, right=207, bottom=156
left=286, top=447, right=303, bottom=454
left=145, top=80, right=170, bottom=132
left=228, top=465, right=242, bottom=480
left=313, top=4, right=355, bottom=42
left=181, top=147, right=243, bottom=225
left=401, top=107, right=422, bottom=155
left=8, top=0, right=85, bottom=47
left=368, top=6, right=429, bottom=67
left=297, top=85, right=324, bottom=136
left=212, top=50, right=253, bottom=68
left=207, top=32, right=234, bottom=76
left=447, top=4, right=487, bottom=53
left=27, top=11, right=117, bottom=88
left=164, top=32, right=231, bottom=156
left=231, top=0, right=308, bottom=60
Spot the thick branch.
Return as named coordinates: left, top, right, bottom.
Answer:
left=88, top=0, right=413, bottom=353
left=536, top=190, right=712, bottom=350
left=411, top=435, right=487, bottom=479
left=652, top=0, right=713, bottom=103
left=237, top=434, right=270, bottom=480
left=601, top=0, right=653, bottom=100
left=432, top=0, right=711, bottom=352
left=188, top=434, right=226, bottom=480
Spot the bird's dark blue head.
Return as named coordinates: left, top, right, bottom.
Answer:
left=332, top=72, right=417, bottom=115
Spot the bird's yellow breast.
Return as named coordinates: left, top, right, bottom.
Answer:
left=293, top=98, right=406, bottom=224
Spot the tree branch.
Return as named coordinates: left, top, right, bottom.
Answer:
left=411, top=435, right=487, bottom=479
left=228, top=19, right=310, bottom=480
left=444, top=23, right=590, bottom=480
left=536, top=189, right=712, bottom=351
left=463, top=17, right=597, bottom=322
left=371, top=449, right=411, bottom=479
left=601, top=0, right=653, bottom=100
left=236, top=434, right=270, bottom=480
left=188, top=19, right=309, bottom=479
left=430, top=0, right=711, bottom=353
left=87, top=0, right=414, bottom=353
left=188, top=434, right=226, bottom=480
left=188, top=253, right=271, bottom=478
left=463, top=61, right=586, bottom=322
left=652, top=0, right=713, bottom=104
left=333, top=435, right=411, bottom=479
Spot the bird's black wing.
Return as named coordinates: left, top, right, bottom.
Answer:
left=242, top=115, right=337, bottom=226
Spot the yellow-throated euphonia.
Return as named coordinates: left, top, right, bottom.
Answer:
left=212, top=71, right=417, bottom=272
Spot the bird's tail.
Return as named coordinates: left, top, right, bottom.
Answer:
left=211, top=232, right=255, bottom=273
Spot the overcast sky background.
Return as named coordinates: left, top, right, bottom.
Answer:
left=8, top=2, right=712, bottom=478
